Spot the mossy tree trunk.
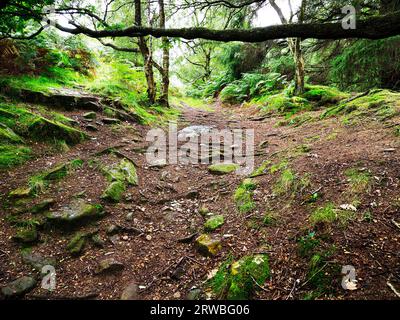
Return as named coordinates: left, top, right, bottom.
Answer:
left=135, top=0, right=156, bottom=104
left=158, top=0, right=170, bottom=108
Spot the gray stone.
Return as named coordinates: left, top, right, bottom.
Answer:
left=1, top=276, right=37, bottom=297
left=47, top=200, right=104, bottom=224
left=120, top=281, right=139, bottom=300
left=94, top=258, right=124, bottom=274
left=21, top=252, right=56, bottom=272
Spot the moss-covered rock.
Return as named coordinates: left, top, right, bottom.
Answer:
left=102, top=159, right=138, bottom=185
left=21, top=252, right=56, bottom=271
left=249, top=160, right=271, bottom=178
left=9, top=187, right=33, bottom=199
left=119, top=159, right=138, bottom=185
left=83, top=111, right=96, bottom=120
left=204, top=215, right=225, bottom=232
left=195, top=234, right=222, bottom=256
left=30, top=199, right=55, bottom=214
left=0, top=124, right=23, bottom=143
left=101, top=181, right=126, bottom=202
left=42, top=163, right=68, bottom=181
left=13, top=225, right=38, bottom=243
left=1, top=276, right=37, bottom=297
left=302, top=85, right=348, bottom=105
left=208, top=163, right=240, bottom=175
left=47, top=199, right=104, bottom=225
left=67, top=232, right=87, bottom=256
left=211, top=254, right=270, bottom=300
left=28, top=116, right=87, bottom=145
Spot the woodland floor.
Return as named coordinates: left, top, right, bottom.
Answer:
left=0, top=96, right=400, bottom=300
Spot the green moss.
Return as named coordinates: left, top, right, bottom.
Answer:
left=28, top=117, right=87, bottom=145
left=234, top=179, right=257, bottom=213
left=310, top=203, right=336, bottom=225
left=0, top=144, right=31, bottom=170
left=208, top=163, right=240, bottom=175
left=204, top=215, right=225, bottom=231
left=261, top=93, right=310, bottom=114
left=321, top=89, right=400, bottom=122
left=211, top=254, right=270, bottom=300
left=13, top=225, right=38, bottom=244
left=302, top=85, right=348, bottom=105
left=0, top=125, right=24, bottom=143
left=249, top=160, right=271, bottom=178
left=101, top=181, right=126, bottom=202
left=104, top=108, right=117, bottom=118
left=67, top=232, right=87, bottom=256
left=344, top=168, right=371, bottom=194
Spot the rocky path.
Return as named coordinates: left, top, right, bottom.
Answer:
left=1, top=97, right=400, bottom=300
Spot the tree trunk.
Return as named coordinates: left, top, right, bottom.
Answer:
left=135, top=0, right=156, bottom=104
left=269, top=0, right=306, bottom=95
left=158, top=0, right=170, bottom=107
left=293, top=38, right=305, bottom=95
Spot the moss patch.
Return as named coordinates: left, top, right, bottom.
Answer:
left=101, top=181, right=126, bottom=202
left=0, top=145, right=31, bottom=170
left=208, top=163, right=240, bottom=175
left=210, top=254, right=270, bottom=300
left=233, top=178, right=257, bottom=213
left=204, top=215, right=225, bottom=232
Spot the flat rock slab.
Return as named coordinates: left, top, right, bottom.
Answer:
left=47, top=199, right=104, bottom=225
left=9, top=88, right=102, bottom=111
left=21, top=252, right=56, bottom=272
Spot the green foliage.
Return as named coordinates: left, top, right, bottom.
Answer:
left=310, top=203, right=336, bottom=225
left=321, top=89, right=400, bottom=122
left=310, top=203, right=356, bottom=226
left=298, top=232, right=320, bottom=257
left=302, top=85, right=348, bottom=105
left=86, top=60, right=178, bottom=124
left=330, top=36, right=400, bottom=91
left=0, top=144, right=31, bottom=169
left=210, top=254, right=270, bottom=300
left=233, top=178, right=257, bottom=213
left=259, top=93, right=310, bottom=114
left=220, top=73, right=286, bottom=104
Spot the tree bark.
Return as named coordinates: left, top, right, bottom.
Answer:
left=270, top=0, right=305, bottom=95
left=158, top=0, right=170, bottom=107
left=135, top=0, right=156, bottom=104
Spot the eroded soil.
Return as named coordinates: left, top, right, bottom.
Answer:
left=0, top=99, right=399, bottom=300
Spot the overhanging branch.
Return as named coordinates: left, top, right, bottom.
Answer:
left=54, top=12, right=400, bottom=42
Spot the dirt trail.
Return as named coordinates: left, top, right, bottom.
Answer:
left=0, top=99, right=399, bottom=300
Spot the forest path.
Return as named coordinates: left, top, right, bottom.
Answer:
left=1, top=96, right=399, bottom=300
